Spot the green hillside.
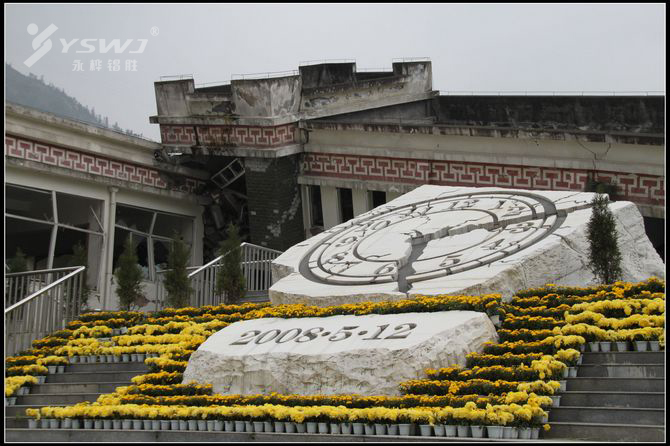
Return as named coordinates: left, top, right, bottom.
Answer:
left=5, top=63, right=143, bottom=138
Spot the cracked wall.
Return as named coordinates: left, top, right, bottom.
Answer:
left=244, top=154, right=304, bottom=251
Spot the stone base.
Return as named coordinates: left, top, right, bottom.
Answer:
left=183, top=311, right=497, bottom=396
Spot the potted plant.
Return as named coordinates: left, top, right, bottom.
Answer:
left=349, top=410, right=365, bottom=435
left=395, top=410, right=416, bottom=437
left=631, top=331, right=649, bottom=351
left=469, top=408, right=487, bottom=439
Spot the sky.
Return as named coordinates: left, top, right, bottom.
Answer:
left=5, top=3, right=666, bottom=141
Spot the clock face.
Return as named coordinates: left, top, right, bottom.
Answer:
left=300, top=191, right=565, bottom=292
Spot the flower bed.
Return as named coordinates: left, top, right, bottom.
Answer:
left=9, top=279, right=665, bottom=437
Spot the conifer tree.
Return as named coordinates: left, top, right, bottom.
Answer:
left=586, top=194, right=623, bottom=284
left=114, top=236, right=145, bottom=311
left=7, top=248, right=29, bottom=273
left=164, top=233, right=192, bottom=308
left=7, top=248, right=30, bottom=299
left=69, top=241, right=91, bottom=314
left=215, top=223, right=245, bottom=303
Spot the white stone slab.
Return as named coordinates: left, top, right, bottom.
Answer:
left=270, top=185, right=665, bottom=304
left=183, top=311, right=498, bottom=396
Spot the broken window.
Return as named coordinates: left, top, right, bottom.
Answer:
left=370, top=190, right=387, bottom=209
left=6, top=184, right=53, bottom=221
left=338, top=187, right=354, bottom=223
left=5, top=184, right=105, bottom=291
left=309, top=185, right=324, bottom=228
left=5, top=218, right=52, bottom=270
left=114, top=204, right=194, bottom=281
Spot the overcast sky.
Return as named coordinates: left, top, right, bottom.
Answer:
left=5, top=3, right=666, bottom=141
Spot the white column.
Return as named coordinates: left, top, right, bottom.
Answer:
left=192, top=206, right=205, bottom=266
left=320, top=186, right=340, bottom=230
left=47, top=191, right=58, bottom=269
left=301, top=185, right=311, bottom=239
left=102, top=187, right=118, bottom=310
left=352, top=189, right=370, bottom=216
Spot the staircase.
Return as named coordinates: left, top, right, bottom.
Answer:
left=211, top=158, right=244, bottom=190
left=6, top=361, right=148, bottom=429
left=544, top=350, right=665, bottom=442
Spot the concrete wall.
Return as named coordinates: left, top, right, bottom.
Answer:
left=301, top=126, right=664, bottom=219
left=299, top=63, right=355, bottom=89
left=433, top=96, right=664, bottom=135
left=300, top=62, right=434, bottom=120
left=304, top=127, right=664, bottom=178
left=154, top=79, right=194, bottom=118
left=231, top=76, right=302, bottom=123
left=151, top=62, right=435, bottom=128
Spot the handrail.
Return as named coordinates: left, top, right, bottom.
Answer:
left=186, top=242, right=281, bottom=278
left=195, top=81, right=232, bottom=88
left=155, top=242, right=282, bottom=309
left=159, top=74, right=194, bottom=81
left=231, top=70, right=299, bottom=80
left=357, top=67, right=394, bottom=72
left=5, top=266, right=86, bottom=314
left=5, top=266, right=84, bottom=278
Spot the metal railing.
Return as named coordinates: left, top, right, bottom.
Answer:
left=357, top=67, right=394, bottom=72
left=231, top=70, right=299, bottom=81
left=392, top=57, right=431, bottom=63
left=155, top=243, right=282, bottom=310
left=5, top=266, right=86, bottom=357
left=159, top=74, right=194, bottom=81
left=438, top=90, right=665, bottom=96
left=299, top=59, right=356, bottom=66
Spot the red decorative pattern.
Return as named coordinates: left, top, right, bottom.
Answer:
left=160, top=124, right=297, bottom=148
left=5, top=135, right=205, bottom=194
left=302, top=153, right=665, bottom=208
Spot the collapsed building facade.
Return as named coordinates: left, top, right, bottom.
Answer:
left=5, top=60, right=664, bottom=311
left=152, top=60, right=664, bottom=259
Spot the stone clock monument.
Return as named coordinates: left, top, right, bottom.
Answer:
left=183, top=185, right=663, bottom=396
left=270, top=185, right=664, bottom=305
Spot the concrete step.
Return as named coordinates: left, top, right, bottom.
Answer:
left=45, top=370, right=146, bottom=383
left=6, top=417, right=28, bottom=428
left=64, top=362, right=149, bottom=373
left=16, top=392, right=104, bottom=406
left=29, top=382, right=128, bottom=395
left=581, top=351, right=664, bottom=365
left=544, top=422, right=664, bottom=442
left=5, top=405, right=42, bottom=418
left=3, top=428, right=565, bottom=442
left=549, top=406, right=664, bottom=425
left=559, top=391, right=665, bottom=409
left=576, top=364, right=663, bottom=378
left=565, top=377, right=664, bottom=392
left=238, top=294, right=270, bottom=303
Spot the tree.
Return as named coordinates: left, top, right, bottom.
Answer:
left=68, top=241, right=91, bottom=315
left=7, top=248, right=29, bottom=274
left=114, top=236, right=145, bottom=311
left=7, top=248, right=30, bottom=300
left=215, top=223, right=245, bottom=303
left=586, top=194, right=623, bottom=284
left=164, top=234, right=192, bottom=308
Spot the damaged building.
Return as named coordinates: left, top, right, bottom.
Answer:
left=5, top=59, right=664, bottom=312
left=152, top=59, right=664, bottom=259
